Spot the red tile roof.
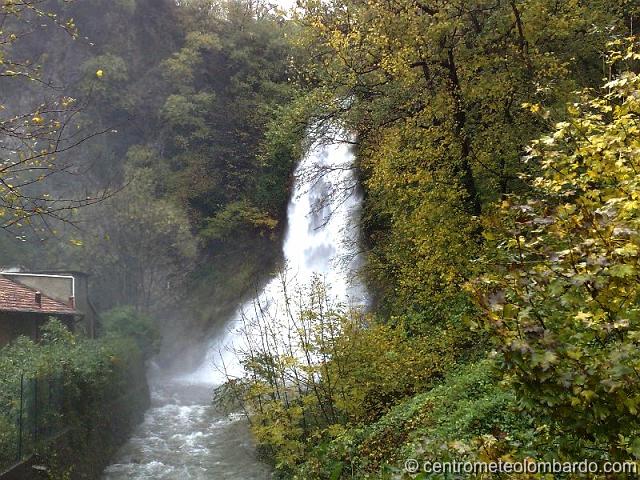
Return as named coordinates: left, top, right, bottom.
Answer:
left=0, top=276, right=76, bottom=315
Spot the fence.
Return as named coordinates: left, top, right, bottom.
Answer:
left=0, top=373, right=65, bottom=472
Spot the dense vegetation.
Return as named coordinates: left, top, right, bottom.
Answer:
left=224, top=2, right=640, bottom=479
left=240, top=59, right=640, bottom=477
left=0, top=0, right=303, bottom=350
left=0, top=319, right=149, bottom=477
left=2, top=0, right=640, bottom=479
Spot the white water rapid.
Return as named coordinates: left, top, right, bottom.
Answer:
left=102, top=133, right=364, bottom=479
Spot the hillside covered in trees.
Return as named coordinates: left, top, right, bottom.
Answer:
left=1, top=0, right=640, bottom=478
left=227, top=1, right=640, bottom=477
left=0, top=0, right=303, bottom=356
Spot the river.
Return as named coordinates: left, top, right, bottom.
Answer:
left=102, top=374, right=271, bottom=479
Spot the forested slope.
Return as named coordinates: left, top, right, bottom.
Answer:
left=2, top=0, right=640, bottom=478
left=0, top=0, right=302, bottom=353
left=224, top=1, right=640, bottom=478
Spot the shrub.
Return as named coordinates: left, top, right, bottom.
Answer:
left=472, top=42, right=640, bottom=460
left=224, top=276, right=481, bottom=476
left=0, top=318, right=147, bottom=472
left=292, top=360, right=537, bottom=479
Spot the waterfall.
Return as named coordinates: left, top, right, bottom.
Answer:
left=187, top=131, right=365, bottom=385
left=103, top=131, right=365, bottom=479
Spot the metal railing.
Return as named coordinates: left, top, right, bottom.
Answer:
left=0, top=373, right=65, bottom=472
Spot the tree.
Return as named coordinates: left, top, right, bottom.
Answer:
left=71, top=169, right=198, bottom=313
left=220, top=275, right=455, bottom=473
left=0, top=0, right=108, bottom=232
left=291, top=0, right=628, bottom=316
left=473, top=40, right=640, bottom=458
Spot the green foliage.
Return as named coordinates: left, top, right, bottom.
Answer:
left=243, top=10, right=640, bottom=476
left=292, top=0, right=631, bottom=320
left=1, top=0, right=299, bottom=321
left=361, top=125, right=481, bottom=314
left=4, top=2, right=639, bottom=478
left=201, top=201, right=279, bottom=241
left=224, top=278, right=482, bottom=476
left=48, top=169, right=199, bottom=313
left=82, top=53, right=130, bottom=104
left=289, top=360, right=536, bottom=479
left=154, top=1, right=299, bottom=236
left=161, top=92, right=217, bottom=144
left=253, top=100, right=307, bottom=214
left=0, top=319, right=147, bottom=471
left=473, top=41, right=640, bottom=459
left=225, top=7, right=640, bottom=477
left=326, top=315, right=479, bottom=423
left=102, top=306, right=161, bottom=359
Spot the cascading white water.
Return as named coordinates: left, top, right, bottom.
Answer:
left=188, top=131, right=365, bottom=384
left=102, top=132, right=365, bottom=479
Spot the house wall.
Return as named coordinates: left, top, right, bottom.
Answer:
left=64, top=273, right=98, bottom=338
left=2, top=274, right=74, bottom=305
left=0, top=312, right=74, bottom=347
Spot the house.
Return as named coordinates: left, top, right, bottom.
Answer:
left=0, top=271, right=98, bottom=347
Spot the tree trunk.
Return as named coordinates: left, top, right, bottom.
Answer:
left=443, top=48, right=482, bottom=216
